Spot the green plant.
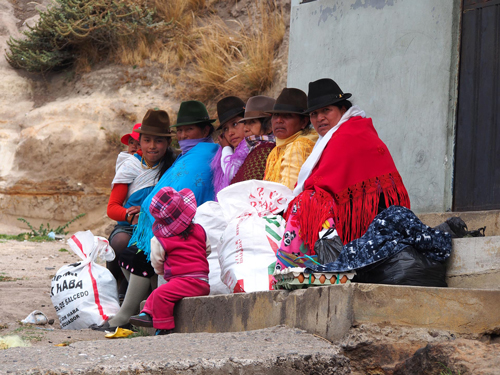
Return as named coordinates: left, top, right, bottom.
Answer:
left=58, top=248, right=69, bottom=252
left=128, top=326, right=152, bottom=338
left=439, top=363, right=461, bottom=375
left=17, top=213, right=86, bottom=237
left=6, top=0, right=170, bottom=73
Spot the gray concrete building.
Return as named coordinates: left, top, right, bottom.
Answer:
left=288, top=0, right=499, bottom=213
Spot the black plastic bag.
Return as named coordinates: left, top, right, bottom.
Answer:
left=433, top=216, right=486, bottom=238
left=353, top=245, right=447, bottom=287
left=314, top=228, right=343, bottom=265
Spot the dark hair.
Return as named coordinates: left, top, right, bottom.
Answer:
left=332, top=99, right=352, bottom=111
left=178, top=223, right=194, bottom=240
left=260, top=116, right=272, bottom=134
left=157, top=146, right=176, bottom=180
left=195, top=122, right=214, bottom=136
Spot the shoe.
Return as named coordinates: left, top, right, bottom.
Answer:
left=155, top=329, right=174, bottom=336
left=89, top=321, right=132, bottom=332
left=129, top=313, right=153, bottom=327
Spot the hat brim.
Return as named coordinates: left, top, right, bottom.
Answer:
left=171, top=119, right=216, bottom=128
left=135, top=129, right=174, bottom=137
left=303, top=93, right=352, bottom=114
left=265, top=110, right=309, bottom=115
left=216, top=109, right=245, bottom=129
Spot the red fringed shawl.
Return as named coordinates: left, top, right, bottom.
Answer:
left=298, top=116, right=410, bottom=245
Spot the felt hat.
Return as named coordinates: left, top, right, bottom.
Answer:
left=238, top=96, right=275, bottom=123
left=150, top=187, right=197, bottom=238
left=304, top=78, right=352, bottom=114
left=135, top=109, right=173, bottom=137
left=216, top=96, right=245, bottom=128
left=120, top=123, right=141, bottom=145
left=266, top=88, right=308, bottom=115
left=171, top=100, right=216, bottom=128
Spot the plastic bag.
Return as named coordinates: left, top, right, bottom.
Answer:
left=194, top=201, right=231, bottom=295
left=314, top=228, right=343, bottom=265
left=353, top=245, right=447, bottom=287
left=50, top=231, right=120, bottom=329
left=217, top=180, right=293, bottom=293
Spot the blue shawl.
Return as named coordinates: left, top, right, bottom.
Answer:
left=128, top=142, right=218, bottom=259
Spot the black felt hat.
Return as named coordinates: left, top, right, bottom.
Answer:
left=216, top=96, right=246, bottom=128
left=304, top=78, right=352, bottom=114
left=266, top=88, right=308, bottom=115
left=171, top=100, right=216, bottom=128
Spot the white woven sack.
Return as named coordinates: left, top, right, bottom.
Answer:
left=50, top=231, right=120, bottom=329
left=194, top=201, right=231, bottom=295
left=217, top=181, right=293, bottom=293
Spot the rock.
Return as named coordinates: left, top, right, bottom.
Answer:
left=393, top=339, right=500, bottom=375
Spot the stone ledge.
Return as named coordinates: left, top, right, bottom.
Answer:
left=173, top=284, right=500, bottom=339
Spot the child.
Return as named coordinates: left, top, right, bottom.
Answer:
left=129, top=186, right=210, bottom=335
left=121, top=123, right=141, bottom=155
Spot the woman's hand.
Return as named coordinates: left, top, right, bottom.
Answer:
left=218, top=133, right=231, bottom=148
left=126, top=206, right=141, bottom=215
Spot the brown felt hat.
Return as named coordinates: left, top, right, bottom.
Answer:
left=216, top=96, right=246, bottom=128
left=238, top=96, right=275, bottom=123
left=266, top=88, right=308, bottom=115
left=135, top=109, right=173, bottom=137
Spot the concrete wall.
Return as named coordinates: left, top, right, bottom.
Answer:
left=287, top=0, right=461, bottom=213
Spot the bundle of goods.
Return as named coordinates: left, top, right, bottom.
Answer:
left=273, top=267, right=355, bottom=290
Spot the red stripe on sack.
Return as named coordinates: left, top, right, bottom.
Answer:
left=88, top=260, right=108, bottom=321
left=71, top=235, right=87, bottom=258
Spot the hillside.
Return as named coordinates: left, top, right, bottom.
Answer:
left=0, top=0, right=290, bottom=236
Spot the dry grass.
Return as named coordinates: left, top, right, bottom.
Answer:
left=112, top=0, right=285, bottom=103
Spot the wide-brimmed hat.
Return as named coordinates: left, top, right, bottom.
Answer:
left=150, top=187, right=197, bottom=238
left=120, top=123, right=141, bottom=145
left=216, top=96, right=245, bottom=128
left=238, top=96, right=275, bottom=123
left=135, top=109, right=173, bottom=137
left=304, top=78, right=352, bottom=114
left=171, top=100, right=216, bottom=128
left=266, top=88, right=308, bottom=115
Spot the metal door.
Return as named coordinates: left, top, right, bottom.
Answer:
left=454, top=0, right=500, bottom=210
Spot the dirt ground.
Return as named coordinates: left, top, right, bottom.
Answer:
left=0, top=234, right=111, bottom=347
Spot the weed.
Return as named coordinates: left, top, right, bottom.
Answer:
left=17, top=213, right=86, bottom=237
left=439, top=363, right=461, bottom=375
left=58, top=248, right=69, bottom=252
left=0, top=275, right=21, bottom=282
left=128, top=326, right=152, bottom=338
left=0, top=324, right=8, bottom=330
left=14, top=325, right=44, bottom=342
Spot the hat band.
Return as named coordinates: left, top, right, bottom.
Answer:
left=272, top=103, right=305, bottom=113
left=177, top=115, right=211, bottom=124
left=308, top=93, right=345, bottom=109
left=243, top=110, right=270, bottom=119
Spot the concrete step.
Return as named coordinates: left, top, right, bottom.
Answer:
left=448, top=235, right=500, bottom=289
left=173, top=284, right=500, bottom=343
left=418, top=209, right=500, bottom=236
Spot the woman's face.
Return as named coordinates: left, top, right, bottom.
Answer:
left=127, top=138, right=140, bottom=155
left=271, top=113, right=308, bottom=139
left=310, top=105, right=346, bottom=137
left=176, top=124, right=210, bottom=141
left=243, top=118, right=264, bottom=137
left=139, top=135, right=170, bottom=164
left=220, top=116, right=245, bottom=148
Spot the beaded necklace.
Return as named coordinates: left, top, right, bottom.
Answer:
left=141, top=156, right=160, bottom=170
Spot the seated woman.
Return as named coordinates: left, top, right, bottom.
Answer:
left=106, top=110, right=175, bottom=300
left=211, top=96, right=246, bottom=196
left=230, top=95, right=276, bottom=184
left=93, top=101, right=219, bottom=330
left=263, top=88, right=318, bottom=190
left=277, top=78, right=410, bottom=269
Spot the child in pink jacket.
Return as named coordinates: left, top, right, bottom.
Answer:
left=129, top=187, right=210, bottom=335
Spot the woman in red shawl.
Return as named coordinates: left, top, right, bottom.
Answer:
left=276, top=78, right=410, bottom=270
